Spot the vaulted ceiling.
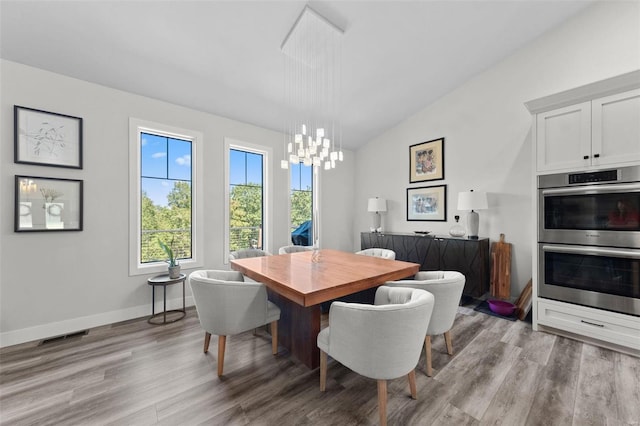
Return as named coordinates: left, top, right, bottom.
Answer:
left=0, top=1, right=594, bottom=149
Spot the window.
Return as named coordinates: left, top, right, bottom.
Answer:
left=229, top=149, right=264, bottom=250
left=290, top=162, right=313, bottom=245
left=140, top=133, right=192, bottom=262
left=225, top=139, right=270, bottom=261
left=129, top=119, right=203, bottom=275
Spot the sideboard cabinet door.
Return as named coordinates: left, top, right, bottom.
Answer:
left=361, top=232, right=439, bottom=270
left=438, top=238, right=490, bottom=297
left=361, top=233, right=489, bottom=297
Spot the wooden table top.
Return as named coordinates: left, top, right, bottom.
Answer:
left=230, top=249, right=420, bottom=307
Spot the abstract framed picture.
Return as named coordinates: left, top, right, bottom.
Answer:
left=15, top=175, right=83, bottom=232
left=407, top=184, right=447, bottom=221
left=409, top=137, right=444, bottom=183
left=14, top=105, right=83, bottom=169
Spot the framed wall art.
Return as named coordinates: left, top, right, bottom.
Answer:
left=15, top=175, right=83, bottom=232
left=407, top=184, right=447, bottom=221
left=409, top=137, right=444, bottom=183
left=14, top=105, right=83, bottom=169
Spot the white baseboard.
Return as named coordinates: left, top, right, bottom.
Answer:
left=0, top=296, right=195, bottom=348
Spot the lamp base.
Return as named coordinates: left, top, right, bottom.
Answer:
left=371, top=212, right=382, bottom=232
left=466, top=210, right=479, bottom=239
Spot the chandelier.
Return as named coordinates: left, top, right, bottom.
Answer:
left=280, top=6, right=344, bottom=171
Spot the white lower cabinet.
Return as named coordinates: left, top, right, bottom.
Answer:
left=537, top=298, right=640, bottom=351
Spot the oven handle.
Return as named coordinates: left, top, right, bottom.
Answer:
left=541, top=244, right=640, bottom=259
left=541, top=182, right=640, bottom=196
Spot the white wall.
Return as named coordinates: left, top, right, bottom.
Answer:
left=0, top=60, right=355, bottom=346
left=353, top=1, right=640, bottom=298
left=320, top=149, right=356, bottom=252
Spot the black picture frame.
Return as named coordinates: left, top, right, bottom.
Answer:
left=407, top=184, right=447, bottom=221
left=15, top=175, right=83, bottom=232
left=14, top=105, right=83, bottom=169
left=409, top=137, right=444, bottom=183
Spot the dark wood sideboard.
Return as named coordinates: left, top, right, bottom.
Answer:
left=361, top=232, right=490, bottom=297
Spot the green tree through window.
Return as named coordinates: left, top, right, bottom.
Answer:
left=140, top=133, right=192, bottom=263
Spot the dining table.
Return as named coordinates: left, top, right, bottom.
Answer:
left=230, top=248, right=420, bottom=369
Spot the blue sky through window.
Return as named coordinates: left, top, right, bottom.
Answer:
left=230, top=149, right=263, bottom=185
left=141, top=132, right=192, bottom=206
left=291, top=163, right=312, bottom=191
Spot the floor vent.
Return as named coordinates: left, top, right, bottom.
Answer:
left=39, top=330, right=88, bottom=345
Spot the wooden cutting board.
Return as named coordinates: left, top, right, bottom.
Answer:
left=490, top=233, right=511, bottom=299
left=515, top=279, right=533, bottom=320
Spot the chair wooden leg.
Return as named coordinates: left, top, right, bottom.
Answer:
left=408, top=369, right=417, bottom=399
left=377, top=380, right=388, bottom=426
left=444, top=330, right=453, bottom=355
left=425, top=335, right=433, bottom=376
left=217, top=335, right=226, bottom=377
left=203, top=332, right=211, bottom=353
left=271, top=321, right=278, bottom=355
left=319, top=350, right=327, bottom=391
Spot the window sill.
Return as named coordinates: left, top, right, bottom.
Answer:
left=129, top=259, right=202, bottom=277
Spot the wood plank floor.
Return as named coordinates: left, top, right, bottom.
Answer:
left=1, top=305, right=639, bottom=425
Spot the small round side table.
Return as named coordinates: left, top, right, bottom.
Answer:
left=147, top=273, right=187, bottom=325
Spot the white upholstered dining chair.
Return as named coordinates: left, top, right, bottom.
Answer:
left=278, top=245, right=314, bottom=254
left=385, top=270, right=465, bottom=376
left=229, top=248, right=271, bottom=260
left=317, top=286, right=434, bottom=426
left=355, top=248, right=396, bottom=260
left=188, top=270, right=281, bottom=376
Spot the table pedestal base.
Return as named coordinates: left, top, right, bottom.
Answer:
left=267, top=289, right=321, bottom=369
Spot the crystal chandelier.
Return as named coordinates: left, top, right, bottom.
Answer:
left=280, top=6, right=344, bottom=171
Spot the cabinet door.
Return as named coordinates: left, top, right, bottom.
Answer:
left=536, top=102, right=591, bottom=172
left=409, top=236, right=439, bottom=271
left=592, top=89, right=640, bottom=167
left=360, top=233, right=439, bottom=271
left=439, top=238, right=489, bottom=297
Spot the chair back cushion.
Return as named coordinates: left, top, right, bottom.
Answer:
left=355, top=248, right=396, bottom=260
left=188, top=270, right=277, bottom=335
left=385, top=271, right=465, bottom=335
left=191, top=270, right=245, bottom=282
left=319, top=286, right=434, bottom=380
left=278, top=245, right=314, bottom=255
left=229, top=248, right=270, bottom=260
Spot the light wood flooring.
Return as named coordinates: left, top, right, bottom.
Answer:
left=1, top=304, right=639, bottom=425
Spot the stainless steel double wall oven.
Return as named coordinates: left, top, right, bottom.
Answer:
left=538, top=166, right=640, bottom=316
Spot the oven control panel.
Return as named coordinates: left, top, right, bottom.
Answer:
left=568, top=169, right=618, bottom=184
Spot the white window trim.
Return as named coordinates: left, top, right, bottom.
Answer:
left=312, top=166, right=321, bottom=248
left=289, top=163, right=316, bottom=246
left=224, top=137, right=272, bottom=264
left=128, top=118, right=204, bottom=276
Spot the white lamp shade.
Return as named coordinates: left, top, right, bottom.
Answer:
left=457, top=191, right=488, bottom=211
left=368, top=197, right=387, bottom=213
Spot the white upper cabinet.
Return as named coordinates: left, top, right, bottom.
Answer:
left=527, top=71, right=640, bottom=174
left=536, top=101, right=591, bottom=172
left=592, top=88, right=640, bottom=167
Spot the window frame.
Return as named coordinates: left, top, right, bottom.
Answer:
left=289, top=162, right=314, bottom=243
left=129, top=118, right=203, bottom=276
left=224, top=138, right=271, bottom=264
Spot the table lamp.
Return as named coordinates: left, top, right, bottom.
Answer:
left=368, top=197, right=387, bottom=232
left=457, top=190, right=488, bottom=239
